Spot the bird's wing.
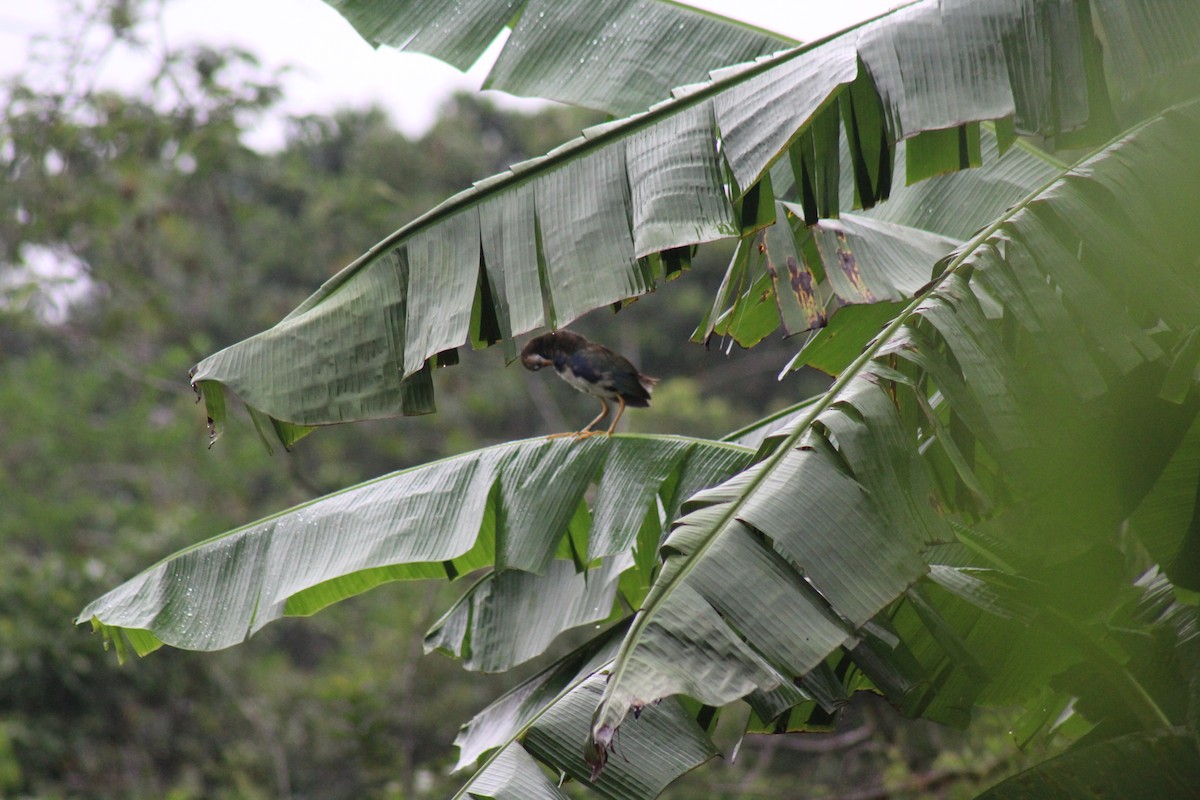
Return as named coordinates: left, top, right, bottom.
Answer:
left=565, top=347, right=612, bottom=384
left=572, top=345, right=655, bottom=405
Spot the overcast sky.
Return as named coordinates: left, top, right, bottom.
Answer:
left=1, top=0, right=904, bottom=148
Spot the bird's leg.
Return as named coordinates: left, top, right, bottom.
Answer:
left=575, top=398, right=610, bottom=438
left=605, top=396, right=628, bottom=435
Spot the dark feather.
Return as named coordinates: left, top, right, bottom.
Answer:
left=520, top=330, right=658, bottom=406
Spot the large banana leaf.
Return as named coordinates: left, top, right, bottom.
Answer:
left=589, top=99, right=1200, bottom=759
left=189, top=0, right=1200, bottom=448
left=323, top=0, right=795, bottom=116
left=77, top=435, right=752, bottom=663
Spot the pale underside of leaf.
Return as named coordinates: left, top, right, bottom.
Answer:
left=77, top=436, right=752, bottom=657
left=323, top=0, right=795, bottom=116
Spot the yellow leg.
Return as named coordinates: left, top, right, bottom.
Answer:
left=605, top=396, right=628, bottom=435
left=575, top=399, right=610, bottom=438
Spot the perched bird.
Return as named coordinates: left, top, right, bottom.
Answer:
left=520, top=330, right=658, bottom=436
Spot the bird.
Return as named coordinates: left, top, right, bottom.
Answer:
left=520, top=330, right=659, bottom=437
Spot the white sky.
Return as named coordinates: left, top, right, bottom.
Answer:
left=1, top=0, right=904, bottom=148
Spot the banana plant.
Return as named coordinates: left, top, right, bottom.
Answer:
left=81, top=1, right=1200, bottom=797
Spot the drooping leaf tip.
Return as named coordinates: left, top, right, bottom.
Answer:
left=584, top=731, right=610, bottom=781
left=191, top=378, right=226, bottom=448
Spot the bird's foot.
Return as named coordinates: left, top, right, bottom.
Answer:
left=543, top=430, right=609, bottom=440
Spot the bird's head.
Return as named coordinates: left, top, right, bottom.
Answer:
left=520, top=330, right=587, bottom=371
left=521, top=352, right=551, bottom=371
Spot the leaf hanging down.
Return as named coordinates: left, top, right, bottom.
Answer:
left=1097, top=0, right=1200, bottom=99
left=1131, top=410, right=1200, bottom=593
left=449, top=622, right=721, bottom=800
left=323, top=0, right=795, bottom=116
left=701, top=204, right=958, bottom=349
left=455, top=657, right=717, bottom=800
left=77, top=435, right=753, bottom=658
left=704, top=124, right=1060, bottom=361
left=530, top=676, right=715, bottom=796
left=1135, top=568, right=1200, bottom=650
left=589, top=99, right=1200, bottom=763
left=460, top=746, right=571, bottom=800
left=425, top=557, right=629, bottom=673
left=853, top=126, right=1064, bottom=240
left=788, top=125, right=1062, bottom=367
left=732, top=553, right=1050, bottom=736
left=974, top=728, right=1200, bottom=799
left=454, top=624, right=626, bottom=773
left=188, top=0, right=1200, bottom=446
left=866, top=563, right=1091, bottom=732
left=723, top=523, right=1180, bottom=739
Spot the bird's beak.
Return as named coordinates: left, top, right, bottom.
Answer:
left=522, top=354, right=552, bottom=371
